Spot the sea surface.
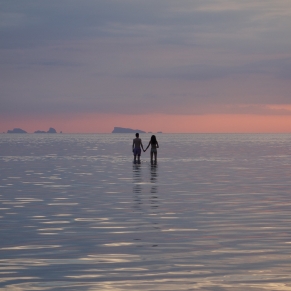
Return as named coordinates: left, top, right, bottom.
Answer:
left=1, top=133, right=291, bottom=290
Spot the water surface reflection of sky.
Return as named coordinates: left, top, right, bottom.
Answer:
left=1, top=134, right=291, bottom=290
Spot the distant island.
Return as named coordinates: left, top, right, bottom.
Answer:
left=6, top=127, right=58, bottom=133
left=112, top=127, right=146, bottom=133
left=34, top=127, right=57, bottom=134
left=7, top=128, right=27, bottom=133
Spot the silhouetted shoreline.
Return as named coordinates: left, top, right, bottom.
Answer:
left=112, top=127, right=146, bottom=133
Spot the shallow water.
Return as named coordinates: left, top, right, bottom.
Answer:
left=1, top=133, right=291, bottom=290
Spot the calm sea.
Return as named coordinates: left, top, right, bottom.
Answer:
left=1, top=133, right=291, bottom=290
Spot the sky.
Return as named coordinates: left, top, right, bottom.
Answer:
left=1, top=0, right=291, bottom=133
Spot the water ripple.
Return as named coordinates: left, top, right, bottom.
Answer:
left=1, top=134, right=291, bottom=290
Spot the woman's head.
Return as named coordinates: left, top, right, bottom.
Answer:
left=150, top=135, right=157, bottom=144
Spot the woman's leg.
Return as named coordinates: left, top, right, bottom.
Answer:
left=154, top=151, right=157, bottom=162
left=150, top=151, right=153, bottom=161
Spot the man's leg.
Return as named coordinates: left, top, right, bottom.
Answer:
left=134, top=154, right=137, bottom=164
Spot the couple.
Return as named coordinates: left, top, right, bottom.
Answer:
left=132, top=133, right=159, bottom=164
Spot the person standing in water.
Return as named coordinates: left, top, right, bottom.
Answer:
left=144, top=135, right=159, bottom=163
left=132, top=133, right=144, bottom=164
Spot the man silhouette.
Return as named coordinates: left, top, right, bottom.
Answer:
left=132, top=133, right=144, bottom=164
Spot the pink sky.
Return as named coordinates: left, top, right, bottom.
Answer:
left=2, top=113, right=291, bottom=133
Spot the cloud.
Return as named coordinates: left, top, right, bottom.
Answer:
left=1, top=0, right=291, bottom=49
left=127, top=57, right=291, bottom=81
left=1, top=0, right=291, bottom=119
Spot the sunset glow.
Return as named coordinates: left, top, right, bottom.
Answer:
left=2, top=112, right=291, bottom=134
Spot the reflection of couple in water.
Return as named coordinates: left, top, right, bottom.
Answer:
left=132, top=133, right=159, bottom=164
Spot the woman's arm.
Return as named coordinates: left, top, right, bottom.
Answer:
left=156, top=141, right=159, bottom=148
left=144, top=141, right=150, bottom=151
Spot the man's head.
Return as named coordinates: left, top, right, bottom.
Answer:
left=135, top=133, right=139, bottom=137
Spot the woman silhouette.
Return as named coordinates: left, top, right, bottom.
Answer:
left=144, top=135, right=159, bottom=163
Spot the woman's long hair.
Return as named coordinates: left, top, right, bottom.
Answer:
left=150, top=135, right=157, bottom=144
